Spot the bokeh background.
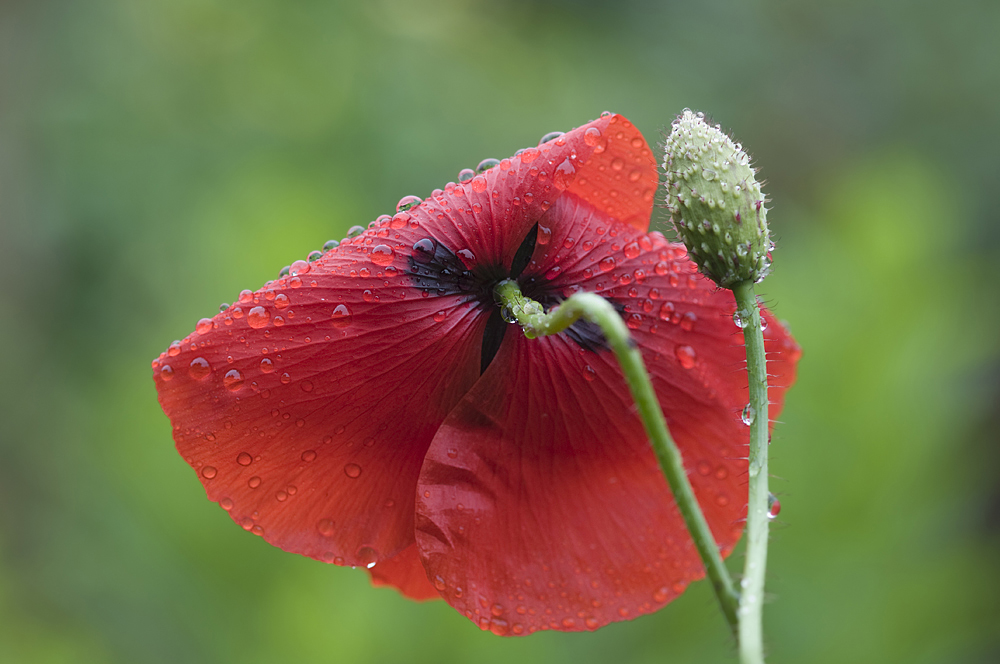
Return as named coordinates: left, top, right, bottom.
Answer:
left=1, top=1, right=998, bottom=662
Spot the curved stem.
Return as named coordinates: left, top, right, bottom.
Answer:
left=494, top=280, right=740, bottom=637
left=732, top=280, right=770, bottom=664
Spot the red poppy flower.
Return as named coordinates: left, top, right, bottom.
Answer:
left=153, top=113, right=800, bottom=635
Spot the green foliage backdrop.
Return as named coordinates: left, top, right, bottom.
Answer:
left=1, top=1, right=997, bottom=662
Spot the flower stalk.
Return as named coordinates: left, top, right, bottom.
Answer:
left=733, top=280, right=769, bottom=664
left=494, top=279, right=741, bottom=637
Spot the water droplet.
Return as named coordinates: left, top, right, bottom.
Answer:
left=301, top=450, right=316, bottom=462
left=279, top=372, right=291, bottom=385
left=759, top=316, right=768, bottom=331
left=317, top=519, right=336, bottom=536
left=675, top=345, right=696, bottom=369
left=247, top=306, right=270, bottom=329
left=290, top=260, right=310, bottom=276
left=623, top=242, right=640, bottom=259
left=584, top=126, right=602, bottom=146
left=201, top=466, right=218, bottom=479
left=346, top=225, right=365, bottom=238
left=539, top=131, right=564, bottom=144
left=370, top=244, right=394, bottom=266
left=301, top=380, right=314, bottom=392
left=519, top=147, right=539, bottom=163
left=680, top=311, right=697, bottom=331
left=476, top=158, right=500, bottom=173
left=357, top=546, right=378, bottom=568
left=657, top=302, right=675, bottom=321
left=611, top=157, right=624, bottom=171
left=159, top=365, right=174, bottom=381
left=396, top=195, right=422, bottom=212
left=188, top=357, right=211, bottom=379
left=238, top=290, right=253, bottom=304
left=733, top=310, right=748, bottom=328
left=224, top=369, right=245, bottom=391
left=741, top=404, right=756, bottom=426
left=323, top=239, right=339, bottom=252
left=248, top=476, right=261, bottom=489
left=330, top=304, right=351, bottom=328
left=599, top=256, right=616, bottom=272
left=236, top=452, right=253, bottom=466
left=412, top=238, right=436, bottom=262
left=220, top=497, right=233, bottom=510
left=627, top=313, right=642, bottom=329
left=196, top=318, right=214, bottom=335
left=433, top=310, right=447, bottom=322
left=457, top=168, right=475, bottom=182
left=768, top=493, right=781, bottom=519
left=584, top=365, right=597, bottom=381
left=470, top=176, right=487, bottom=193
left=344, top=463, right=362, bottom=478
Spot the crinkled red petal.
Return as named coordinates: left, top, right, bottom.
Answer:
left=153, top=228, right=488, bottom=568
left=406, top=113, right=656, bottom=277
left=367, top=543, right=441, bottom=601
left=414, top=197, right=799, bottom=635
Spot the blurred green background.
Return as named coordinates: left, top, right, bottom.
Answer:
left=1, top=0, right=998, bottom=662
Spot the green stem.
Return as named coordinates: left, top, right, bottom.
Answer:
left=494, top=279, right=740, bottom=637
left=732, top=280, right=770, bottom=664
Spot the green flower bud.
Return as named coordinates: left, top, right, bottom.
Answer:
left=663, top=110, right=771, bottom=288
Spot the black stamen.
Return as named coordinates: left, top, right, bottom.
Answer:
left=480, top=306, right=507, bottom=374
left=509, top=224, right=538, bottom=279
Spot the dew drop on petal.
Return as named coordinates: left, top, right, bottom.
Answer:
left=247, top=306, right=270, bottom=328
left=189, top=357, right=211, bottom=379
left=599, top=257, right=616, bottom=272
left=248, top=476, right=261, bottom=489
left=396, top=195, right=422, bottom=212
left=680, top=311, right=697, bottom=331
left=301, top=450, right=316, bottom=462
left=238, top=290, right=253, bottom=304
left=584, top=126, right=602, bottom=146
left=476, top=158, right=500, bottom=173
left=623, top=242, right=641, bottom=259
left=412, top=238, right=436, bottom=262
left=201, top=466, right=217, bottom=479
left=458, top=168, right=475, bottom=182
left=536, top=225, right=552, bottom=246
left=290, top=260, right=311, bottom=276
left=344, top=463, right=362, bottom=479
left=470, top=176, right=487, bottom=193
left=357, top=546, right=379, bottom=569
left=224, top=369, right=245, bottom=391
left=331, top=304, right=352, bottom=328
left=370, top=244, right=394, bottom=267
left=317, top=519, right=336, bottom=536
left=236, top=452, right=253, bottom=466
left=675, top=345, right=696, bottom=369
left=220, top=498, right=233, bottom=510
left=196, top=318, right=214, bottom=335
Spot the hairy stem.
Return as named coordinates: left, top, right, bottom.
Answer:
left=494, top=279, right=740, bottom=636
left=732, top=280, right=770, bottom=664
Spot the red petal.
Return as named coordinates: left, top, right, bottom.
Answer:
left=368, top=543, right=441, bottom=601
left=403, top=113, right=655, bottom=276
left=153, top=228, right=488, bottom=567
left=414, top=199, right=798, bottom=634
left=562, top=113, right=658, bottom=232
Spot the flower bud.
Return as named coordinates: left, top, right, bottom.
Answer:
left=663, top=110, right=771, bottom=288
